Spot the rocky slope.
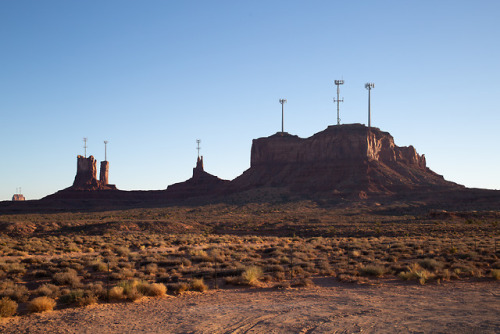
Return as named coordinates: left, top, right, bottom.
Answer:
left=165, top=156, right=229, bottom=198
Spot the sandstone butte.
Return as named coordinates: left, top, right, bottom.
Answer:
left=43, top=123, right=462, bottom=202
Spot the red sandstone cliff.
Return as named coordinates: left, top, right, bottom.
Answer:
left=232, top=124, right=460, bottom=195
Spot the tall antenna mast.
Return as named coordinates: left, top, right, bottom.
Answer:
left=196, top=139, right=201, bottom=158
left=279, top=98, right=287, bottom=133
left=104, top=140, right=108, bottom=161
left=333, top=80, right=344, bottom=125
left=365, top=83, right=375, bottom=128
left=83, top=137, right=88, bottom=158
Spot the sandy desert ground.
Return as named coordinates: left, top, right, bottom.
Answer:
left=1, top=279, right=498, bottom=334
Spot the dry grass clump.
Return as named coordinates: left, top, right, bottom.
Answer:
left=53, top=269, right=81, bottom=287
left=0, top=262, right=27, bottom=278
left=117, top=280, right=145, bottom=301
left=35, top=284, right=60, bottom=298
left=417, top=259, right=444, bottom=271
left=59, top=289, right=84, bottom=305
left=115, top=280, right=167, bottom=301
left=358, top=265, right=385, bottom=277
left=76, top=294, right=98, bottom=307
left=491, top=269, right=500, bottom=280
left=190, top=278, right=208, bottom=292
left=168, top=282, right=189, bottom=295
left=92, top=261, right=108, bottom=272
left=0, top=297, right=18, bottom=318
left=291, top=277, right=315, bottom=287
left=144, top=263, right=158, bottom=275
left=0, top=281, right=29, bottom=303
left=241, top=266, right=263, bottom=286
left=108, top=286, right=125, bottom=301
left=28, top=296, right=56, bottom=313
left=398, top=263, right=434, bottom=285
left=139, top=282, right=167, bottom=297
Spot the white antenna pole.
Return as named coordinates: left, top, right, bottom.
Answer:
left=104, top=140, right=108, bottom=161
left=365, top=83, right=375, bottom=128
left=83, top=137, right=88, bottom=158
left=279, top=99, right=287, bottom=133
left=334, top=80, right=344, bottom=125
left=196, top=139, right=201, bottom=158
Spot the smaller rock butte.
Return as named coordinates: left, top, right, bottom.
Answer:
left=72, top=155, right=116, bottom=191
left=12, top=194, right=25, bottom=201
left=165, top=156, right=229, bottom=198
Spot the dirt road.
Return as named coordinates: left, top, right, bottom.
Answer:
left=1, top=279, right=498, bottom=333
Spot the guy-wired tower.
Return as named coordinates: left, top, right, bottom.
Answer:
left=333, top=79, right=344, bottom=125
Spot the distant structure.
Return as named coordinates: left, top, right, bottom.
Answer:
left=279, top=98, right=287, bottom=134
left=365, top=83, right=375, bottom=128
left=333, top=79, right=344, bottom=125
left=83, top=137, right=88, bottom=158
left=12, top=187, right=25, bottom=201
left=196, top=139, right=201, bottom=158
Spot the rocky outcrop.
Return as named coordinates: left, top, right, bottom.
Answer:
left=100, top=161, right=109, bottom=185
left=73, top=155, right=99, bottom=189
left=43, top=123, right=461, bottom=202
left=233, top=124, right=459, bottom=195
left=165, top=156, right=229, bottom=199
left=72, top=155, right=115, bottom=191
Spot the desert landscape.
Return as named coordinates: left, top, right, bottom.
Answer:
left=1, top=193, right=499, bottom=333
left=3, top=2, right=499, bottom=333
left=1, top=124, right=500, bottom=332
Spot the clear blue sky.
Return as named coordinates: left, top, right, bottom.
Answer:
left=1, top=1, right=499, bottom=201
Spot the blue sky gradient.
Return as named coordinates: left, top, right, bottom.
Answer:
left=1, top=1, right=499, bottom=200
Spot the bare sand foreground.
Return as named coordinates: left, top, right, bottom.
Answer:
left=1, top=280, right=498, bottom=334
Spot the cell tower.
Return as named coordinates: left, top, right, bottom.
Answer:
left=104, top=140, right=108, bottom=161
left=333, top=80, right=344, bottom=125
left=365, top=83, right=375, bottom=128
left=196, top=139, right=201, bottom=158
left=83, top=137, right=88, bottom=157
left=279, top=98, right=287, bottom=133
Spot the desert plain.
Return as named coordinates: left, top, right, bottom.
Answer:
left=0, top=195, right=499, bottom=333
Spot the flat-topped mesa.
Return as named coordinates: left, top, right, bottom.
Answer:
left=251, top=124, right=426, bottom=168
left=236, top=123, right=457, bottom=194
